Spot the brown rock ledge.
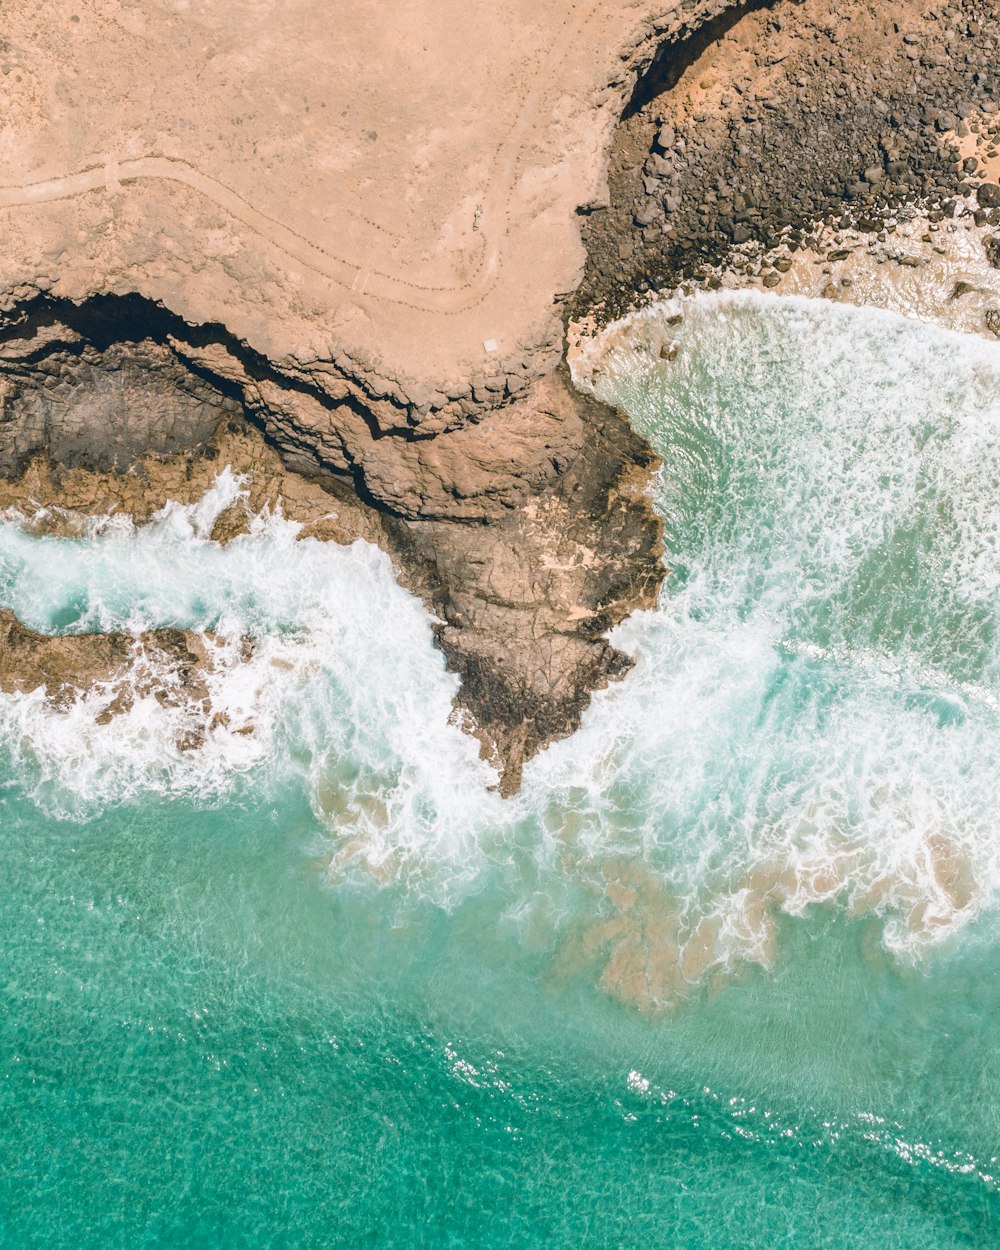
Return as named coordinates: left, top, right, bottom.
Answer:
left=0, top=609, right=216, bottom=746
left=0, top=0, right=739, bottom=798
left=0, top=294, right=664, bottom=794
left=4, top=0, right=996, bottom=797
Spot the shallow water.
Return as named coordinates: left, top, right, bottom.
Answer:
left=1, top=293, right=998, bottom=1246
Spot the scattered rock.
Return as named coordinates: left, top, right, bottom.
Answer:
left=573, top=1, right=1000, bottom=325
left=986, top=309, right=1000, bottom=338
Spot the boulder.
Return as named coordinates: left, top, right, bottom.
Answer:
left=977, top=183, right=1000, bottom=208
left=655, top=125, right=676, bottom=153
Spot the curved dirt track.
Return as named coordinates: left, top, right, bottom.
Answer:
left=0, top=0, right=730, bottom=376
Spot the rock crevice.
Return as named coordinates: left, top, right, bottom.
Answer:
left=0, top=292, right=664, bottom=794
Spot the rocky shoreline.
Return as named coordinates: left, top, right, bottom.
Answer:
left=574, top=0, right=1000, bottom=327
left=0, top=610, right=216, bottom=744
left=0, top=297, right=663, bottom=795
left=2, top=0, right=1000, bottom=792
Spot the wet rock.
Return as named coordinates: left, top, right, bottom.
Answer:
left=400, top=371, right=664, bottom=795
left=986, top=309, right=1000, bottom=338
left=0, top=307, right=665, bottom=795
left=0, top=609, right=216, bottom=742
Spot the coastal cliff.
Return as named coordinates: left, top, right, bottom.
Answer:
left=2, top=0, right=999, bottom=790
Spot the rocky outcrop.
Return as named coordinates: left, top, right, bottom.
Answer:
left=0, top=609, right=215, bottom=742
left=575, top=0, right=1000, bottom=322
left=2, top=0, right=997, bottom=793
left=391, top=373, right=664, bottom=793
left=0, top=295, right=664, bottom=793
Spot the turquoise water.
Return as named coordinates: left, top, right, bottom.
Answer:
left=2, top=294, right=999, bottom=1246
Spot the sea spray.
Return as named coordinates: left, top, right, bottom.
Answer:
left=0, top=467, right=497, bottom=840
left=1, top=293, right=998, bottom=1247
left=2, top=294, right=1000, bottom=997
left=554, top=291, right=1000, bottom=972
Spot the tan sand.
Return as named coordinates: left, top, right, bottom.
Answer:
left=0, top=0, right=735, bottom=399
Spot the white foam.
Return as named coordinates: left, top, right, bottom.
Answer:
left=539, top=291, right=1000, bottom=995
left=0, top=476, right=500, bottom=875
left=4, top=293, right=1000, bottom=1005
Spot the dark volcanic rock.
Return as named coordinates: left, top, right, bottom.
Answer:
left=977, top=184, right=1000, bottom=208
left=572, top=0, right=1000, bottom=323
left=0, top=343, right=226, bottom=477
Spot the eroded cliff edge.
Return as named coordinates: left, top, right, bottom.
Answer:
left=3, top=0, right=999, bottom=793
left=2, top=0, right=733, bottom=794
left=0, top=292, right=663, bottom=793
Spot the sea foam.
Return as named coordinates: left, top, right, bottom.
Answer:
left=0, top=468, right=497, bottom=858
left=2, top=292, right=1000, bottom=1010
left=549, top=291, right=1000, bottom=992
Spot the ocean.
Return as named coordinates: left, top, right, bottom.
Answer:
left=1, top=292, right=997, bottom=1247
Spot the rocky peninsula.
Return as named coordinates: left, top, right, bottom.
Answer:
left=2, top=0, right=999, bottom=791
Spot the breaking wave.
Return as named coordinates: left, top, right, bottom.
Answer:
left=3, top=291, right=1000, bottom=1010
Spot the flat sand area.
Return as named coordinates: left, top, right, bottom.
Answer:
left=0, top=0, right=719, bottom=393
